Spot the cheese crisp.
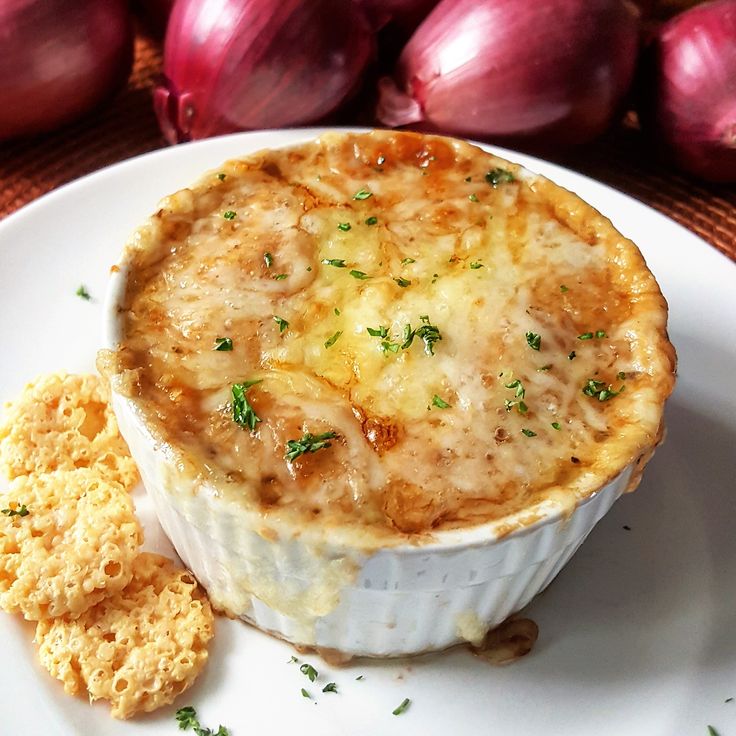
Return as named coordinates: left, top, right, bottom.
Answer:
left=0, top=470, right=141, bottom=620
left=111, top=131, right=675, bottom=537
left=0, top=373, right=139, bottom=492
left=36, top=552, right=214, bottom=719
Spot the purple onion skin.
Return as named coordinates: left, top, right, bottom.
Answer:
left=377, top=0, right=640, bottom=147
left=0, top=0, right=133, bottom=141
left=639, top=0, right=736, bottom=183
left=155, top=0, right=375, bottom=144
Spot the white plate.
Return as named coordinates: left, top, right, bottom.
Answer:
left=1, top=129, right=734, bottom=736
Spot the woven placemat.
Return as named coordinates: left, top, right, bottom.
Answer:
left=1, top=34, right=734, bottom=262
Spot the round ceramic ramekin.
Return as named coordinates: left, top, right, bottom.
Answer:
left=101, top=156, right=642, bottom=659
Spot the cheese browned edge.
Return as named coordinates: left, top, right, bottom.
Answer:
left=103, top=130, right=676, bottom=545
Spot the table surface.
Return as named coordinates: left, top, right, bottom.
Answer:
left=1, top=34, right=734, bottom=263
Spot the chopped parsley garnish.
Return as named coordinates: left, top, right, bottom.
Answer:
left=468, top=193, right=479, bottom=202
left=175, top=706, right=229, bottom=736
left=1, top=504, right=29, bottom=517
left=285, top=431, right=338, bottom=462
left=469, top=261, right=484, bottom=269
left=299, top=663, right=318, bottom=682
left=707, top=728, right=720, bottom=736
left=525, top=331, right=541, bottom=351
left=394, top=277, right=411, bottom=288
left=273, top=273, right=288, bottom=280
left=551, top=422, right=561, bottom=430
left=392, top=698, right=411, bottom=716
left=414, top=315, right=441, bottom=356
left=353, top=187, right=373, bottom=200
left=485, top=168, right=515, bottom=187
left=504, top=379, right=526, bottom=399
left=560, top=284, right=569, bottom=293
left=334, top=307, right=341, bottom=316
left=582, top=378, right=625, bottom=401
left=301, top=688, right=311, bottom=699
left=288, top=656, right=299, bottom=664
left=504, top=379, right=527, bottom=413
left=322, top=258, right=346, bottom=268
left=537, top=364, right=552, bottom=371
left=355, top=675, right=364, bottom=681
left=273, top=316, right=289, bottom=333
left=217, top=172, right=226, bottom=181
left=578, top=330, right=606, bottom=340
left=213, top=337, right=233, bottom=351
left=365, top=216, right=378, bottom=225
left=223, top=210, right=236, bottom=220
left=401, top=257, right=416, bottom=265
left=264, top=251, right=273, bottom=268
left=432, top=394, right=450, bottom=409
left=380, top=340, right=400, bottom=354
left=349, top=270, right=370, bottom=280
left=322, top=683, right=338, bottom=693
left=75, top=285, right=91, bottom=301
left=617, top=371, right=627, bottom=380
left=337, top=222, right=351, bottom=232
left=521, top=428, right=537, bottom=437
left=367, top=326, right=389, bottom=338
left=231, top=380, right=262, bottom=431
left=324, top=331, right=342, bottom=348
left=568, top=351, right=576, bottom=360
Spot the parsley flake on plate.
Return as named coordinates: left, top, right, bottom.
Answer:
left=392, top=698, right=411, bottom=716
left=75, top=284, right=91, bottom=300
left=175, top=706, right=229, bottom=736
left=299, top=663, right=318, bottom=682
left=322, top=683, right=338, bottom=693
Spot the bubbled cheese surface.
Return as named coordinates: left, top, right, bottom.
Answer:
left=114, top=131, right=675, bottom=536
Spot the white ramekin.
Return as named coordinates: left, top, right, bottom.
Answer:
left=102, top=155, right=639, bottom=659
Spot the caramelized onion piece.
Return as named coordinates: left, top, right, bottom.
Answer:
left=470, top=617, right=539, bottom=665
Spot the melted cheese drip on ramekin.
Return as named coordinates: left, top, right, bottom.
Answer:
left=114, top=131, right=675, bottom=538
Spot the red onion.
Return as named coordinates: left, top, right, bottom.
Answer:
left=0, top=0, right=133, bottom=141
left=377, top=0, right=640, bottom=147
left=155, top=0, right=375, bottom=144
left=638, top=0, right=736, bottom=182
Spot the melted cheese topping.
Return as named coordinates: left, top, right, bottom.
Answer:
left=113, top=131, right=675, bottom=537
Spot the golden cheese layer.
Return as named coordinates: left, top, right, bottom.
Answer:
left=111, top=131, right=675, bottom=536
